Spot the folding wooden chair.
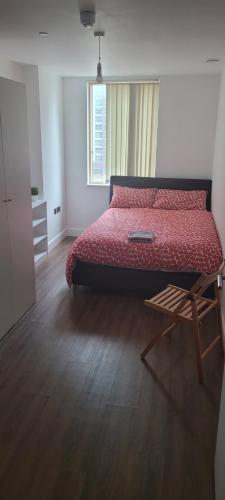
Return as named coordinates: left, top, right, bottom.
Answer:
left=141, top=262, right=225, bottom=383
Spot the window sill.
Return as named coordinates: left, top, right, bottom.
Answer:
left=86, top=183, right=110, bottom=187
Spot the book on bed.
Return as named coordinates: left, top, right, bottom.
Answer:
left=128, top=230, right=155, bottom=242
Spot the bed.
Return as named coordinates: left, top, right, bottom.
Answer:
left=66, top=176, right=222, bottom=296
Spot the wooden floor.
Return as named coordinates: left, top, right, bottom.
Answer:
left=0, top=238, right=223, bottom=500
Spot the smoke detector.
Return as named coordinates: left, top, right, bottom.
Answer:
left=80, top=10, right=96, bottom=28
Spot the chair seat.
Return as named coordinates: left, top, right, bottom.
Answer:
left=144, top=285, right=215, bottom=321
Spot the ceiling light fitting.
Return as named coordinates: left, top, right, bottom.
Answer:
left=38, top=31, right=48, bottom=36
left=80, top=10, right=95, bottom=28
left=94, top=31, right=105, bottom=83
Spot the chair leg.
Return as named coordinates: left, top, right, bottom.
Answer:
left=216, top=304, right=224, bottom=356
left=214, top=284, right=224, bottom=357
left=141, top=321, right=177, bottom=360
left=192, top=305, right=204, bottom=384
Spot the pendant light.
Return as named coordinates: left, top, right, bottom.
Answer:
left=94, top=31, right=105, bottom=83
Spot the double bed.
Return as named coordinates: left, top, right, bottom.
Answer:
left=66, top=176, right=222, bottom=295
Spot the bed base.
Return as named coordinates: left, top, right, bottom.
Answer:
left=72, top=261, right=208, bottom=297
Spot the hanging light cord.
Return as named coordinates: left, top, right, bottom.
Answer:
left=98, top=36, right=101, bottom=62
left=95, top=31, right=104, bottom=83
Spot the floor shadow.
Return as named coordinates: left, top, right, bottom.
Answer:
left=141, top=357, right=222, bottom=467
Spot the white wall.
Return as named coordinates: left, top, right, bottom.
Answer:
left=22, top=65, right=43, bottom=196
left=63, top=75, right=220, bottom=234
left=212, top=70, right=225, bottom=500
left=38, top=68, right=66, bottom=248
left=0, top=60, right=24, bottom=82
left=216, top=373, right=225, bottom=500
left=212, top=72, right=225, bottom=257
left=0, top=62, right=44, bottom=198
left=0, top=61, right=66, bottom=250
left=157, top=75, right=220, bottom=178
left=63, top=77, right=109, bottom=235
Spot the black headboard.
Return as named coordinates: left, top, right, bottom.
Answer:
left=110, top=176, right=212, bottom=211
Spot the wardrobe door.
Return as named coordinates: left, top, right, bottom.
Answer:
left=0, top=115, right=14, bottom=338
left=0, top=78, right=35, bottom=323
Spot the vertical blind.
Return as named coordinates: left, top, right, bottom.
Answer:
left=106, top=81, right=159, bottom=178
left=106, top=84, right=130, bottom=179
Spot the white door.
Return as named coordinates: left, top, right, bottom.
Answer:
left=215, top=287, right=225, bottom=500
left=215, top=367, right=225, bottom=500
left=0, top=114, right=14, bottom=338
left=0, top=78, right=35, bottom=324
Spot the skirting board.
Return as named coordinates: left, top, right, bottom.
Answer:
left=48, top=228, right=84, bottom=252
left=48, top=228, right=67, bottom=252
left=66, top=227, right=86, bottom=237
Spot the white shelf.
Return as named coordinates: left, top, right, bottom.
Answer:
left=33, top=235, right=47, bottom=246
left=32, top=200, right=48, bottom=265
left=34, top=252, right=47, bottom=264
left=32, top=218, right=47, bottom=228
left=32, top=199, right=46, bottom=208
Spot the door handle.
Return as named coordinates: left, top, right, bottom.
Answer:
left=2, top=199, right=12, bottom=203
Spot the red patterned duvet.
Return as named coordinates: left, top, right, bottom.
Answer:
left=66, top=208, right=222, bottom=287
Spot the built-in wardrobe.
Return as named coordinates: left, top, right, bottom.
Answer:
left=0, top=77, right=35, bottom=339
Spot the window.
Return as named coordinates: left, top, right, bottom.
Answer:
left=88, top=84, right=106, bottom=185
left=87, top=81, right=159, bottom=185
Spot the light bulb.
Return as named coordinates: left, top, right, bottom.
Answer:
left=96, top=62, right=103, bottom=83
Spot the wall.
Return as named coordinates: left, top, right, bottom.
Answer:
left=0, top=62, right=44, bottom=198
left=22, top=65, right=43, bottom=195
left=157, top=75, right=220, bottom=178
left=38, top=68, right=66, bottom=249
left=63, top=75, right=220, bottom=234
left=212, top=71, right=225, bottom=258
left=63, top=77, right=109, bottom=235
left=0, top=61, right=66, bottom=251
left=0, top=60, right=24, bottom=82
left=212, top=70, right=225, bottom=500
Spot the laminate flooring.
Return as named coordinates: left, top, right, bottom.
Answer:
left=0, top=238, right=223, bottom=500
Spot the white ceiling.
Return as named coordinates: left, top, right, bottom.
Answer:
left=0, top=0, right=225, bottom=76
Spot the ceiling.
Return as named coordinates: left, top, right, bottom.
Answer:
left=0, top=0, right=225, bottom=76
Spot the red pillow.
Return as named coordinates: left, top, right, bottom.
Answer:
left=110, top=185, right=157, bottom=208
left=153, top=189, right=207, bottom=210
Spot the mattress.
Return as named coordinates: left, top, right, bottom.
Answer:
left=66, top=208, right=223, bottom=287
